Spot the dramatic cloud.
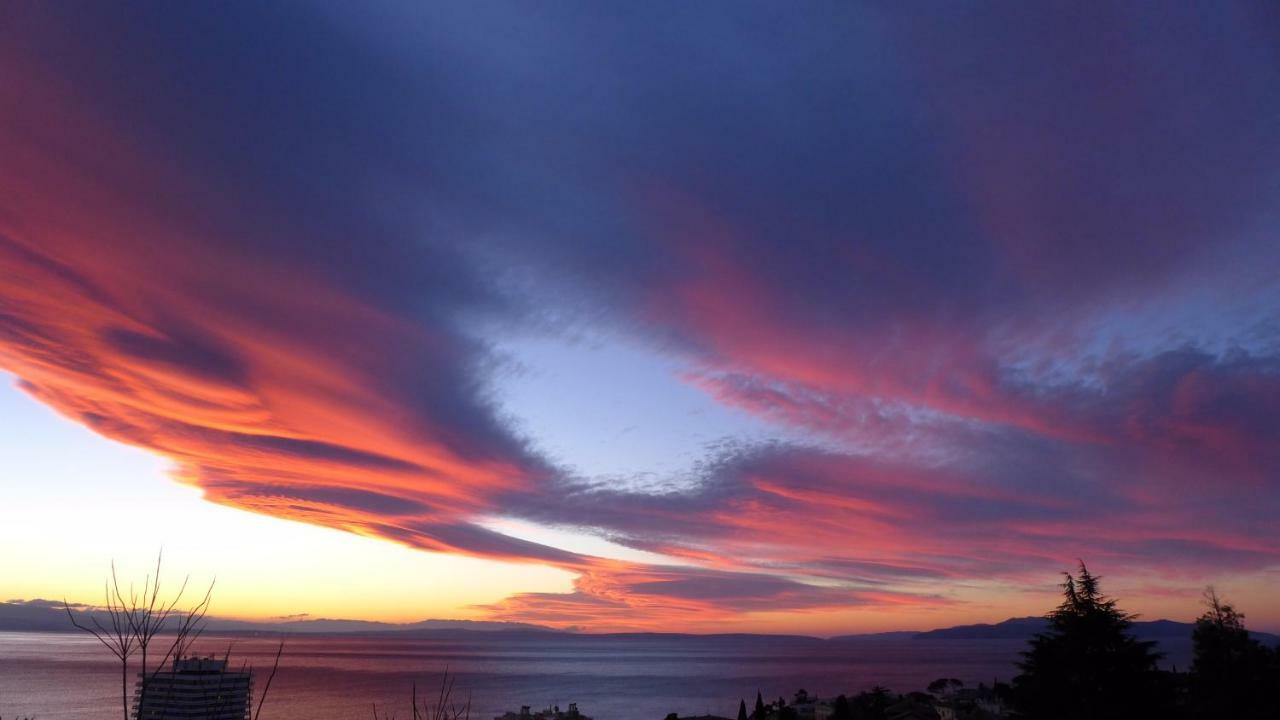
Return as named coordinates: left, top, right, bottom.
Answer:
left=478, top=562, right=945, bottom=632
left=1, top=2, right=1277, bottom=629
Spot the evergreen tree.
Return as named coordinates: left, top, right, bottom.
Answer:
left=1011, top=562, right=1165, bottom=719
left=1189, top=589, right=1278, bottom=718
left=737, top=699, right=748, bottom=720
left=754, top=691, right=765, bottom=720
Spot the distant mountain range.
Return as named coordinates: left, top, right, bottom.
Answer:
left=834, top=616, right=1280, bottom=645
left=4, top=599, right=1277, bottom=645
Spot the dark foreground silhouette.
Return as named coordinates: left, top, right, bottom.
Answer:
left=729, top=563, right=1280, bottom=720
left=1009, top=563, right=1280, bottom=719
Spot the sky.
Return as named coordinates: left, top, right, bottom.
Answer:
left=1, top=2, right=1278, bottom=634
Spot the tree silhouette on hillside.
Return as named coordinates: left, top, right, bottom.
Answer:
left=1011, top=562, right=1167, bottom=719
left=1188, top=588, right=1279, bottom=718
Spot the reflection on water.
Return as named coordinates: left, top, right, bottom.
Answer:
left=0, top=631, right=1188, bottom=720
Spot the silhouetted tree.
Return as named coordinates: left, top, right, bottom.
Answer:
left=411, top=669, right=471, bottom=720
left=849, top=687, right=892, bottom=720
left=829, top=695, right=852, bottom=720
left=130, top=552, right=216, bottom=715
left=372, top=670, right=471, bottom=720
left=1188, top=588, right=1277, bottom=719
left=64, top=553, right=286, bottom=720
left=65, top=553, right=213, bottom=720
left=1011, top=563, right=1165, bottom=719
left=754, top=692, right=765, bottom=720
left=737, top=699, right=748, bottom=720
left=255, top=638, right=286, bottom=720
left=64, top=561, right=136, bottom=720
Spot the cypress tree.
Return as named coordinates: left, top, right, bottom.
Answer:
left=1012, top=562, right=1165, bottom=719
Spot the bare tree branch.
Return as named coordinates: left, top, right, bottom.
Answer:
left=253, top=637, right=286, bottom=720
left=65, top=553, right=216, bottom=720
left=63, top=568, right=137, bottom=720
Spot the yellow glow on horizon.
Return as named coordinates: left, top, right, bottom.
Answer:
left=0, top=377, right=573, bottom=622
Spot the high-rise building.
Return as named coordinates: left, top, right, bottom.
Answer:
left=134, top=656, right=253, bottom=720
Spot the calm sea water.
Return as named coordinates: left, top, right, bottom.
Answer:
left=0, top=631, right=1190, bottom=720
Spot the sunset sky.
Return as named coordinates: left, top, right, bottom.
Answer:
left=1, top=2, right=1278, bottom=634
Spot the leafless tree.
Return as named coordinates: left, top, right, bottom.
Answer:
left=64, top=553, right=214, bottom=720
left=254, top=638, right=286, bottom=720
left=132, top=552, right=215, bottom=714
left=375, top=672, right=471, bottom=720
left=64, top=562, right=138, bottom=720
left=413, top=670, right=471, bottom=720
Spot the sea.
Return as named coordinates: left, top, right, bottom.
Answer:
left=0, top=631, right=1192, bottom=720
